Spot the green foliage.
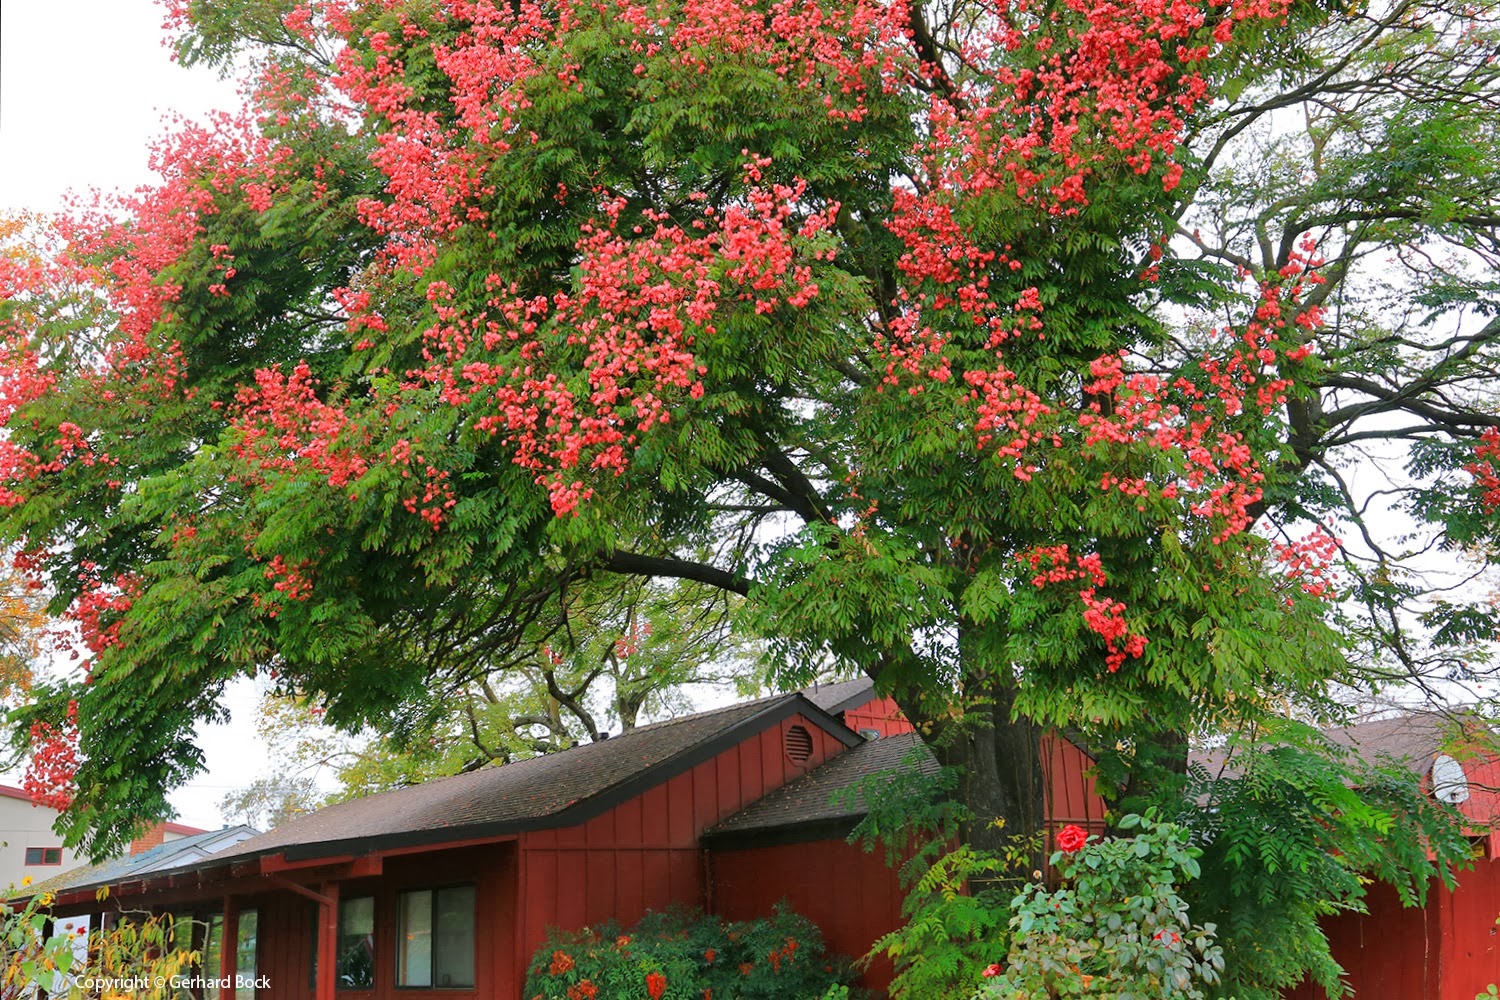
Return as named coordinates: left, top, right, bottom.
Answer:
left=1, top=892, right=195, bottom=999
left=1158, top=719, right=1475, bottom=1000
left=978, top=814, right=1224, bottom=1000
left=522, top=906, right=857, bottom=1000
left=873, top=845, right=1017, bottom=1000
left=843, top=745, right=1017, bottom=1000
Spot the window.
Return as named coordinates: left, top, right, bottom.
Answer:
left=236, top=909, right=259, bottom=1000
left=397, top=886, right=475, bottom=988
left=337, top=896, right=376, bottom=989
left=24, top=847, right=62, bottom=866
left=198, top=909, right=260, bottom=1000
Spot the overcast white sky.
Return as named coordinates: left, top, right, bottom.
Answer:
left=1, top=1, right=270, bottom=831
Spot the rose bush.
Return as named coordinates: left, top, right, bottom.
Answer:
left=975, top=813, right=1222, bottom=1000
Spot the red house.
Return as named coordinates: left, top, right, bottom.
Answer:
left=1282, top=712, right=1500, bottom=1000
left=33, top=680, right=1108, bottom=1000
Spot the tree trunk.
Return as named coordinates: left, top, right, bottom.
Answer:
left=891, top=670, right=1047, bottom=871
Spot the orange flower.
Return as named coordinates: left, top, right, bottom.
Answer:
left=549, top=951, right=575, bottom=976
left=704, top=948, right=717, bottom=963
left=617, top=935, right=632, bottom=948
left=739, top=963, right=754, bottom=976
left=566, top=980, right=599, bottom=1000
left=646, top=971, right=668, bottom=999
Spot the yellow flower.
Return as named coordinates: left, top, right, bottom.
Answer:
left=19, top=876, right=30, bottom=887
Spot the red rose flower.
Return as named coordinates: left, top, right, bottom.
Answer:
left=1056, top=824, right=1088, bottom=853
left=983, top=963, right=1003, bottom=978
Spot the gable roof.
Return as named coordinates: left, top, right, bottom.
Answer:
left=705, top=731, right=936, bottom=847
left=1189, top=710, right=1498, bottom=782
left=800, top=677, right=879, bottom=716
left=181, top=692, right=858, bottom=867
left=1324, top=710, right=1494, bottom=777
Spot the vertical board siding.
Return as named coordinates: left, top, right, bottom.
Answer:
left=515, top=713, right=844, bottom=968
left=1284, top=863, right=1500, bottom=1000
left=1042, top=733, right=1109, bottom=847
left=257, top=891, right=316, bottom=1000
left=1437, top=859, right=1500, bottom=999
left=841, top=698, right=914, bottom=739
left=237, top=843, right=517, bottom=1000
left=709, top=839, right=902, bottom=994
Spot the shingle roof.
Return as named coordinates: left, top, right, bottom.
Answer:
left=799, top=677, right=877, bottom=716
left=22, top=826, right=258, bottom=899
left=705, top=731, right=936, bottom=839
left=189, top=692, right=854, bottom=864
left=1322, top=710, right=1490, bottom=776
left=1188, top=710, right=1495, bottom=781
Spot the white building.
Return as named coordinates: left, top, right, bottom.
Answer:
left=0, top=782, right=206, bottom=893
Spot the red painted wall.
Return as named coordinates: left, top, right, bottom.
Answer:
left=1283, top=860, right=1500, bottom=1000
left=1043, top=733, right=1109, bottom=845
left=842, top=697, right=914, bottom=739
left=245, top=843, right=518, bottom=1000
left=1434, top=858, right=1500, bottom=999
left=515, top=713, right=847, bottom=967
left=703, top=733, right=1109, bottom=997
left=710, top=838, right=902, bottom=994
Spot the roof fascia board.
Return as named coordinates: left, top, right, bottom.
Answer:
left=703, top=817, right=860, bottom=851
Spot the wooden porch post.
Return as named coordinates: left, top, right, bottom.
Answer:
left=218, top=897, right=238, bottom=1000
left=316, top=882, right=339, bottom=1000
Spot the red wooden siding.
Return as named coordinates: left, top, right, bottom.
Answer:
left=515, top=713, right=846, bottom=965
left=1283, top=861, right=1500, bottom=1000
left=1454, top=754, right=1500, bottom=854
left=709, top=839, right=903, bottom=994
left=842, top=698, right=914, bottom=739
left=1042, top=733, right=1109, bottom=844
left=239, top=843, right=517, bottom=1000
left=255, top=890, right=319, bottom=1000
left=1433, top=858, right=1500, bottom=998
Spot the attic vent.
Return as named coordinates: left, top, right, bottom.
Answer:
left=785, top=724, right=814, bottom=764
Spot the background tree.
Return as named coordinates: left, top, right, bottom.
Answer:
left=224, top=573, right=761, bottom=804
left=218, top=773, right=321, bottom=830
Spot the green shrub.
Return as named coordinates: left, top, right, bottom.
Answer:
left=523, top=904, right=858, bottom=1000
left=974, top=812, right=1223, bottom=1000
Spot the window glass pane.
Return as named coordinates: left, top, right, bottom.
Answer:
left=202, top=914, right=224, bottom=992
left=337, top=896, right=375, bottom=989
left=433, top=887, right=475, bottom=989
left=397, top=890, right=433, bottom=987
left=236, top=909, right=259, bottom=1000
